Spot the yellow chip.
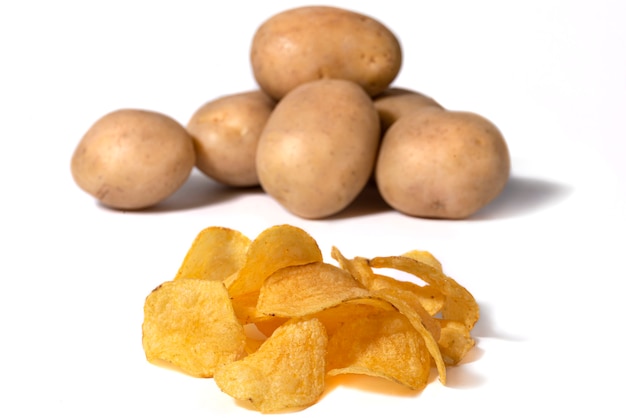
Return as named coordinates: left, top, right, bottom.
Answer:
left=327, top=310, right=431, bottom=391
left=257, top=261, right=370, bottom=317
left=371, top=286, right=446, bottom=384
left=437, top=319, right=476, bottom=365
left=312, top=298, right=394, bottom=336
left=370, top=255, right=480, bottom=330
left=214, top=317, right=328, bottom=413
left=253, top=315, right=289, bottom=338
left=331, top=247, right=445, bottom=315
left=174, top=226, right=250, bottom=282
left=402, top=249, right=443, bottom=272
left=331, top=246, right=375, bottom=288
left=226, top=224, right=323, bottom=297
left=370, top=274, right=445, bottom=316
left=142, top=279, right=246, bottom=377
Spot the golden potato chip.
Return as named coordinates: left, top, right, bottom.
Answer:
left=370, top=255, right=479, bottom=330
left=402, top=249, right=443, bottom=272
left=253, top=315, right=289, bottom=338
left=230, top=290, right=264, bottom=324
left=371, top=287, right=446, bottom=385
left=257, top=261, right=371, bottom=317
left=369, top=274, right=445, bottom=316
left=173, top=226, right=250, bottom=281
left=312, top=298, right=394, bottom=336
left=331, top=246, right=375, bottom=288
left=327, top=310, right=431, bottom=391
left=142, top=279, right=246, bottom=377
left=214, top=317, right=328, bottom=413
left=437, top=319, right=476, bottom=365
left=226, top=224, right=323, bottom=297
left=332, top=247, right=445, bottom=316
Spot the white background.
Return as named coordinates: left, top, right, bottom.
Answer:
left=1, top=0, right=625, bottom=416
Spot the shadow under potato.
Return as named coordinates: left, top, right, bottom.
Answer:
left=331, top=174, right=574, bottom=221
left=145, top=170, right=252, bottom=213
left=471, top=175, right=574, bottom=220
left=101, top=170, right=573, bottom=220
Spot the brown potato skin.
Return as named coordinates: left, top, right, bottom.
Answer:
left=71, top=109, right=196, bottom=210
left=187, top=91, right=276, bottom=187
left=373, top=88, right=444, bottom=133
left=375, top=109, right=510, bottom=219
left=251, top=6, right=402, bottom=100
left=256, top=79, right=380, bottom=219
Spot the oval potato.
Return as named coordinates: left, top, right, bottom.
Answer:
left=375, top=109, right=510, bottom=219
left=71, top=109, right=196, bottom=210
left=251, top=6, right=402, bottom=100
left=187, top=91, right=276, bottom=187
left=256, top=79, right=380, bottom=219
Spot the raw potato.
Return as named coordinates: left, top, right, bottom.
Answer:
left=375, top=109, right=510, bottom=219
left=374, top=87, right=444, bottom=133
left=186, top=91, right=276, bottom=187
left=256, top=79, right=381, bottom=219
left=250, top=5, right=402, bottom=100
left=71, top=109, right=196, bottom=210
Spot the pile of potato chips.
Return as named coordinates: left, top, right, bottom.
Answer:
left=142, top=224, right=479, bottom=413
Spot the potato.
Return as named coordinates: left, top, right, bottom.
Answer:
left=71, top=109, right=196, bottom=210
left=186, top=91, right=276, bottom=187
left=374, top=88, right=444, bottom=133
left=256, top=79, right=380, bottom=219
left=375, top=109, right=510, bottom=219
left=250, top=6, right=402, bottom=100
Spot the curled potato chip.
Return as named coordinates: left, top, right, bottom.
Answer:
left=370, top=255, right=479, bottom=330
left=402, top=249, right=443, bottom=272
left=437, top=319, right=476, bottom=365
left=230, top=290, right=266, bottom=324
left=331, top=247, right=444, bottom=315
left=327, top=310, right=431, bottom=391
left=370, top=274, right=445, bottom=316
left=173, top=226, right=250, bottom=281
left=226, top=224, right=323, bottom=297
left=331, top=246, right=375, bottom=288
left=313, top=299, right=394, bottom=336
left=253, top=315, right=289, bottom=338
left=142, top=279, right=246, bottom=377
left=214, top=317, right=328, bottom=413
left=371, top=286, right=447, bottom=385
left=257, top=261, right=370, bottom=317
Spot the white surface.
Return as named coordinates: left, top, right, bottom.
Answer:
left=1, top=0, right=625, bottom=416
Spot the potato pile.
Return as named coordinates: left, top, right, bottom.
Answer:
left=71, top=5, right=510, bottom=219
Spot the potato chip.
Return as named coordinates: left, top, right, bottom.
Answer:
left=312, top=298, right=394, bottom=336
left=173, top=226, right=250, bottom=282
left=331, top=247, right=445, bottom=316
left=252, top=315, right=289, bottom=338
left=331, top=246, right=375, bottom=288
left=226, top=224, right=323, bottom=297
left=402, top=249, right=443, bottom=272
left=370, top=287, right=446, bottom=384
left=370, top=274, right=445, bottom=316
left=437, top=319, right=476, bottom=365
left=213, top=317, right=328, bottom=413
left=142, top=279, right=246, bottom=377
left=257, top=261, right=371, bottom=317
left=228, top=290, right=264, bottom=325
left=327, top=310, right=431, bottom=391
left=370, top=255, right=479, bottom=330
